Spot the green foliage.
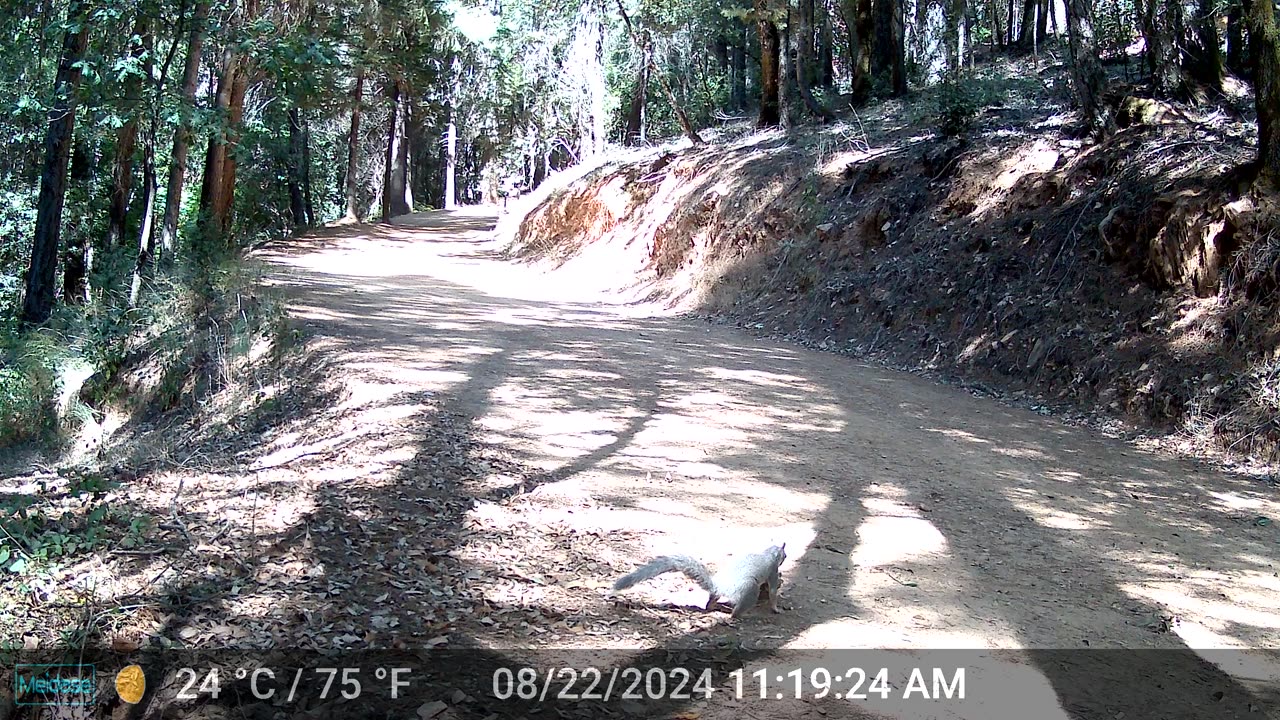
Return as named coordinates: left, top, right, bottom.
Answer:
left=257, top=28, right=343, bottom=103
left=0, top=473, right=151, bottom=576
left=0, top=330, right=72, bottom=447
left=0, top=230, right=287, bottom=449
left=0, top=192, right=36, bottom=325
left=932, top=80, right=985, bottom=138
left=1094, top=0, right=1137, bottom=58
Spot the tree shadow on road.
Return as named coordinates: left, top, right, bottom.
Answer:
left=37, top=212, right=1278, bottom=719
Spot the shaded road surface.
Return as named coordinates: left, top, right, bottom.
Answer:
left=239, top=207, right=1278, bottom=718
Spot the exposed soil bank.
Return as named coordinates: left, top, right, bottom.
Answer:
left=508, top=71, right=1280, bottom=480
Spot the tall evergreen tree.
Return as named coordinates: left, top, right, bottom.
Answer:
left=22, top=0, right=89, bottom=326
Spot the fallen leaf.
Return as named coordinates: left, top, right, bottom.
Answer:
left=110, top=636, right=140, bottom=652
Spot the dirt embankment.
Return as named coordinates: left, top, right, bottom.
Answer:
left=508, top=80, right=1280, bottom=475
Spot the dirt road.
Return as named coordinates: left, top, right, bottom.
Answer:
left=232, top=207, right=1277, bottom=717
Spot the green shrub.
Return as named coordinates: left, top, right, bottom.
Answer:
left=933, top=80, right=982, bottom=138
left=0, top=473, right=152, bottom=575
left=0, top=331, right=67, bottom=446
left=1, top=252, right=287, bottom=450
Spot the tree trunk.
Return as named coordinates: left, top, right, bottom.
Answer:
left=966, top=6, right=975, bottom=70
left=793, top=51, right=834, bottom=120
left=713, top=36, right=731, bottom=75
left=592, top=3, right=607, bottom=158
left=62, top=135, right=93, bottom=306
left=757, top=0, right=783, bottom=127
left=159, top=0, right=208, bottom=261
left=444, top=111, right=457, bottom=208
left=382, top=78, right=412, bottom=220
left=613, top=0, right=701, bottom=143
left=404, top=100, right=416, bottom=211
left=844, top=0, right=874, bottom=98
left=1226, top=1, right=1242, bottom=74
left=1141, top=0, right=1188, bottom=95
left=947, top=0, right=968, bottom=76
left=1007, top=0, right=1016, bottom=46
left=21, top=0, right=88, bottom=327
left=344, top=67, right=364, bottom=221
left=528, top=117, right=546, bottom=188
left=624, top=32, right=652, bottom=144
left=1191, top=0, right=1224, bottom=90
left=779, top=10, right=796, bottom=127
left=731, top=29, right=748, bottom=108
left=793, top=0, right=835, bottom=119
left=302, top=113, right=314, bottom=226
left=1036, top=0, right=1049, bottom=41
left=128, top=139, right=158, bottom=307
left=575, top=0, right=607, bottom=160
left=198, top=55, right=233, bottom=238
left=796, top=0, right=816, bottom=89
left=1249, top=0, right=1280, bottom=187
left=1018, top=0, right=1036, bottom=45
left=128, top=0, right=179, bottom=306
left=523, top=115, right=539, bottom=190
left=204, top=0, right=258, bottom=244
left=873, top=0, right=907, bottom=94
left=287, top=106, right=308, bottom=230
left=99, top=115, right=127, bottom=220
left=1065, top=0, right=1113, bottom=136
left=106, top=16, right=149, bottom=251
left=820, top=8, right=835, bottom=87
left=990, top=0, right=1005, bottom=48
left=218, top=64, right=249, bottom=238
left=198, top=48, right=247, bottom=243
left=443, top=55, right=460, bottom=209
left=1226, top=0, right=1248, bottom=74
left=590, top=7, right=607, bottom=158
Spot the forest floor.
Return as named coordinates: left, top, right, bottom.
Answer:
left=6, top=206, right=1278, bottom=718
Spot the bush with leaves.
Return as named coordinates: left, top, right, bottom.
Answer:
left=0, top=330, right=68, bottom=446
left=933, top=80, right=983, bottom=137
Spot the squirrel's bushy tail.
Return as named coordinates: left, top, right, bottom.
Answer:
left=612, top=555, right=716, bottom=594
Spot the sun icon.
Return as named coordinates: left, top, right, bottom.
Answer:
left=115, top=665, right=146, bottom=704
